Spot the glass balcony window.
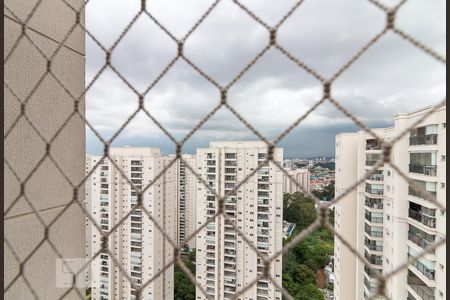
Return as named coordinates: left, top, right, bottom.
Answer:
left=366, top=139, right=382, bottom=150
left=364, top=251, right=383, bottom=265
left=364, top=277, right=378, bottom=293
left=408, top=255, right=435, bottom=280
left=366, top=170, right=384, bottom=181
left=366, top=153, right=381, bottom=166
left=407, top=270, right=435, bottom=300
left=364, top=238, right=383, bottom=251
left=410, top=125, right=438, bottom=146
left=409, top=152, right=437, bottom=176
left=225, top=153, right=237, bottom=159
left=408, top=180, right=437, bottom=200
left=364, top=265, right=382, bottom=278
left=365, top=197, right=383, bottom=209
left=365, top=184, right=384, bottom=195
left=365, top=224, right=383, bottom=237
left=409, top=203, right=436, bottom=228
left=408, top=232, right=434, bottom=254
left=365, top=211, right=383, bottom=223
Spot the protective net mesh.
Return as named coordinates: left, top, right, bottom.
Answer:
left=4, top=0, right=446, bottom=299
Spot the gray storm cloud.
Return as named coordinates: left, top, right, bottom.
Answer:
left=85, top=0, right=446, bottom=156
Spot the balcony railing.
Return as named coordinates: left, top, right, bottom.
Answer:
left=364, top=277, right=378, bottom=293
left=365, top=199, right=383, bottom=209
left=364, top=266, right=382, bottom=278
left=408, top=254, right=435, bottom=281
left=365, top=241, right=383, bottom=252
left=365, top=160, right=380, bottom=166
left=408, top=209, right=436, bottom=228
left=366, top=139, right=382, bottom=150
left=407, top=271, right=435, bottom=300
left=365, top=226, right=383, bottom=237
left=367, top=174, right=384, bottom=181
left=409, top=164, right=437, bottom=176
left=365, top=186, right=384, bottom=195
left=408, top=186, right=437, bottom=201
left=408, top=284, right=435, bottom=300
left=408, top=231, right=435, bottom=253
left=365, top=254, right=383, bottom=266
left=409, top=134, right=438, bottom=146
left=365, top=213, right=383, bottom=224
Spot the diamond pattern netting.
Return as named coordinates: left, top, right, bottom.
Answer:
left=3, top=0, right=446, bottom=299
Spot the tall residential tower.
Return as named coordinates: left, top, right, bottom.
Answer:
left=86, top=148, right=176, bottom=300
left=195, top=141, right=284, bottom=300
left=334, top=105, right=446, bottom=300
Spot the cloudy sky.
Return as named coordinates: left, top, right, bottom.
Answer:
left=85, top=0, right=445, bottom=158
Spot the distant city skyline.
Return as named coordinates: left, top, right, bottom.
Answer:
left=86, top=120, right=393, bottom=158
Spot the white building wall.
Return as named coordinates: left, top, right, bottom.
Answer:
left=86, top=147, right=175, bottom=300
left=334, top=105, right=446, bottom=300
left=334, top=133, right=359, bottom=300
left=283, top=168, right=310, bottom=194
left=195, top=141, right=283, bottom=300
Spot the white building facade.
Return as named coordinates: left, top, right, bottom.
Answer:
left=283, top=168, right=311, bottom=195
left=195, top=141, right=284, bottom=300
left=86, top=148, right=176, bottom=300
left=177, top=154, right=197, bottom=249
left=334, top=105, right=446, bottom=300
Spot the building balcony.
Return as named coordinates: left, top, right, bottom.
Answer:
left=409, top=134, right=438, bottom=146
left=365, top=253, right=383, bottom=266
left=408, top=231, right=435, bottom=253
left=408, top=209, right=436, bottom=229
left=409, top=164, right=437, bottom=176
left=258, top=229, right=270, bottom=236
left=257, top=207, right=269, bottom=213
left=365, top=160, right=380, bottom=167
left=407, top=270, right=435, bottom=300
left=408, top=186, right=437, bottom=201
left=257, top=214, right=269, bottom=220
left=365, top=197, right=383, bottom=210
left=257, top=289, right=269, bottom=296
left=367, top=174, right=384, bottom=181
left=366, top=139, right=382, bottom=150
left=365, top=226, right=383, bottom=238
left=364, top=265, right=382, bottom=278
left=365, top=213, right=383, bottom=224
left=365, top=186, right=384, bottom=196
left=364, top=277, right=378, bottom=294
left=364, top=241, right=383, bottom=253
left=408, top=254, right=435, bottom=281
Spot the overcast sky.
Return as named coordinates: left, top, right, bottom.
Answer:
left=85, top=0, right=445, bottom=158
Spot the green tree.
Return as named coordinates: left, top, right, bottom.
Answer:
left=294, top=283, right=324, bottom=300
left=174, top=251, right=196, bottom=300
left=284, top=192, right=317, bottom=230
left=292, top=264, right=316, bottom=286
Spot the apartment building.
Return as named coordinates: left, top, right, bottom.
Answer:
left=283, top=168, right=311, bottom=194
left=177, top=154, right=197, bottom=249
left=334, top=105, right=446, bottom=300
left=86, top=147, right=176, bottom=300
left=195, top=141, right=284, bottom=300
